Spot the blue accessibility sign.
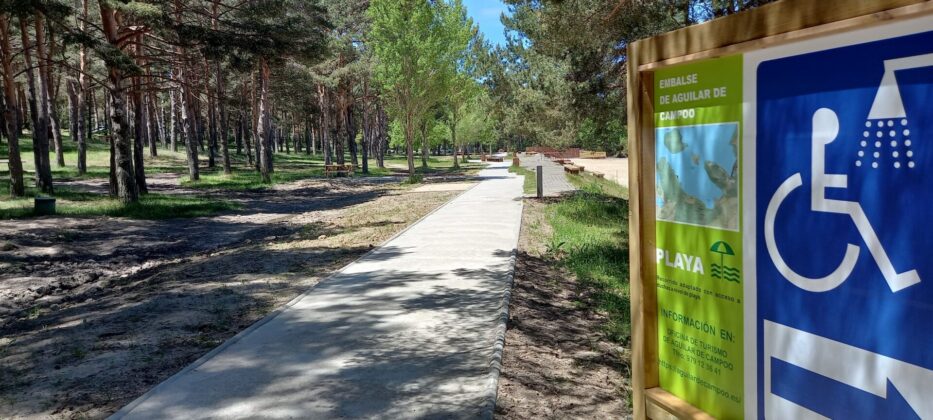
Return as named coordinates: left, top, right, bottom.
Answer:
left=755, top=28, right=933, bottom=419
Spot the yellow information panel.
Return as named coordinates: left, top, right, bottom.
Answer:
left=653, top=55, right=744, bottom=419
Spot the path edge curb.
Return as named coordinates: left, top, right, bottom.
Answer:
left=481, top=188, right=525, bottom=419
left=109, top=178, right=485, bottom=420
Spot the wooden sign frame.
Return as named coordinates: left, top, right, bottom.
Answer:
left=626, top=1, right=933, bottom=418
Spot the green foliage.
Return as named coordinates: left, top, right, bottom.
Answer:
left=165, top=0, right=331, bottom=66
left=459, top=92, right=497, bottom=146
left=484, top=42, right=577, bottom=148
left=368, top=0, right=474, bottom=173
left=577, top=118, right=627, bottom=155
left=547, top=174, right=631, bottom=343
left=491, top=0, right=774, bottom=151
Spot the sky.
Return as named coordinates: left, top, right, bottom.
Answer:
left=463, top=0, right=509, bottom=47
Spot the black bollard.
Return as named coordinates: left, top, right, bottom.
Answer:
left=536, top=165, right=543, bottom=199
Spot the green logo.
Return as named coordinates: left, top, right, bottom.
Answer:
left=710, top=240, right=740, bottom=283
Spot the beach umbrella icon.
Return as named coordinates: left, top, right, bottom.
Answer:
left=710, top=241, right=735, bottom=270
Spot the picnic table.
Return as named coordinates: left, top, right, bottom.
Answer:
left=324, top=164, right=354, bottom=178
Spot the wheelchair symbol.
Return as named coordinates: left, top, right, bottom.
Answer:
left=764, top=108, right=921, bottom=293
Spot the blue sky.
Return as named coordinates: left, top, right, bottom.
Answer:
left=463, top=0, right=508, bottom=47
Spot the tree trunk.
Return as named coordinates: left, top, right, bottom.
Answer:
left=420, top=120, right=428, bottom=169
left=179, top=85, right=199, bottom=180
left=257, top=58, right=273, bottom=183
left=16, top=86, right=27, bottom=134
left=347, top=106, right=359, bottom=167
left=99, top=3, right=138, bottom=203
left=66, top=80, right=79, bottom=150
left=360, top=106, right=368, bottom=174
left=193, top=93, right=204, bottom=152
left=242, top=112, right=253, bottom=166
left=0, top=90, right=6, bottom=142
left=206, top=62, right=216, bottom=169
left=75, top=0, right=88, bottom=174
left=89, top=86, right=97, bottom=134
left=38, top=18, right=64, bottom=168
left=20, top=16, right=53, bottom=194
left=335, top=98, right=346, bottom=165
left=240, top=81, right=251, bottom=164
left=377, top=105, right=386, bottom=168
left=304, top=119, right=311, bottom=156
left=146, top=94, right=157, bottom=157
left=131, top=36, right=147, bottom=194
left=235, top=114, right=243, bottom=156
left=102, top=87, right=112, bottom=134
left=405, top=112, right=415, bottom=178
left=210, top=1, right=231, bottom=174
left=172, top=0, right=199, bottom=181
left=169, top=83, right=178, bottom=152
left=0, top=15, right=25, bottom=197
left=317, top=85, right=332, bottom=166
left=450, top=105, right=460, bottom=169
left=149, top=92, right=162, bottom=155
left=250, top=75, right=260, bottom=171
left=218, top=73, right=230, bottom=175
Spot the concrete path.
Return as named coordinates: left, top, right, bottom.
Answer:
left=517, top=153, right=575, bottom=196
left=112, top=163, right=524, bottom=420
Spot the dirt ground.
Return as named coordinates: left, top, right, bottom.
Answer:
left=0, top=175, right=470, bottom=419
left=495, top=199, right=631, bottom=419
left=570, top=158, right=629, bottom=187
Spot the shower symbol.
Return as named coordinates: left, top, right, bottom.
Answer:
left=766, top=108, right=921, bottom=294
left=858, top=53, right=933, bottom=170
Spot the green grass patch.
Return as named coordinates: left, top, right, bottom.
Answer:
left=508, top=165, right=537, bottom=195
left=547, top=174, right=631, bottom=344
left=1, top=133, right=191, bottom=181
left=0, top=183, right=237, bottom=220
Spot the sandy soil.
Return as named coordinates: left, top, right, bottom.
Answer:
left=0, top=177, right=462, bottom=419
left=570, top=158, right=629, bottom=187
left=411, top=182, right=475, bottom=193
left=495, top=199, right=631, bottom=419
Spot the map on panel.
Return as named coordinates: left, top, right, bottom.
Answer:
left=656, top=123, right=739, bottom=231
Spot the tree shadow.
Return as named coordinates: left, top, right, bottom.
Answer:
left=98, top=249, right=517, bottom=419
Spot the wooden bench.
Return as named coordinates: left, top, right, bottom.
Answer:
left=324, top=164, right=354, bottom=178
left=591, top=171, right=605, bottom=178
left=487, top=156, right=503, bottom=162
left=564, top=165, right=583, bottom=174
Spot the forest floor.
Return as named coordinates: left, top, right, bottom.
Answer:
left=495, top=173, right=632, bottom=419
left=0, top=135, right=485, bottom=219
left=0, top=152, right=477, bottom=418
